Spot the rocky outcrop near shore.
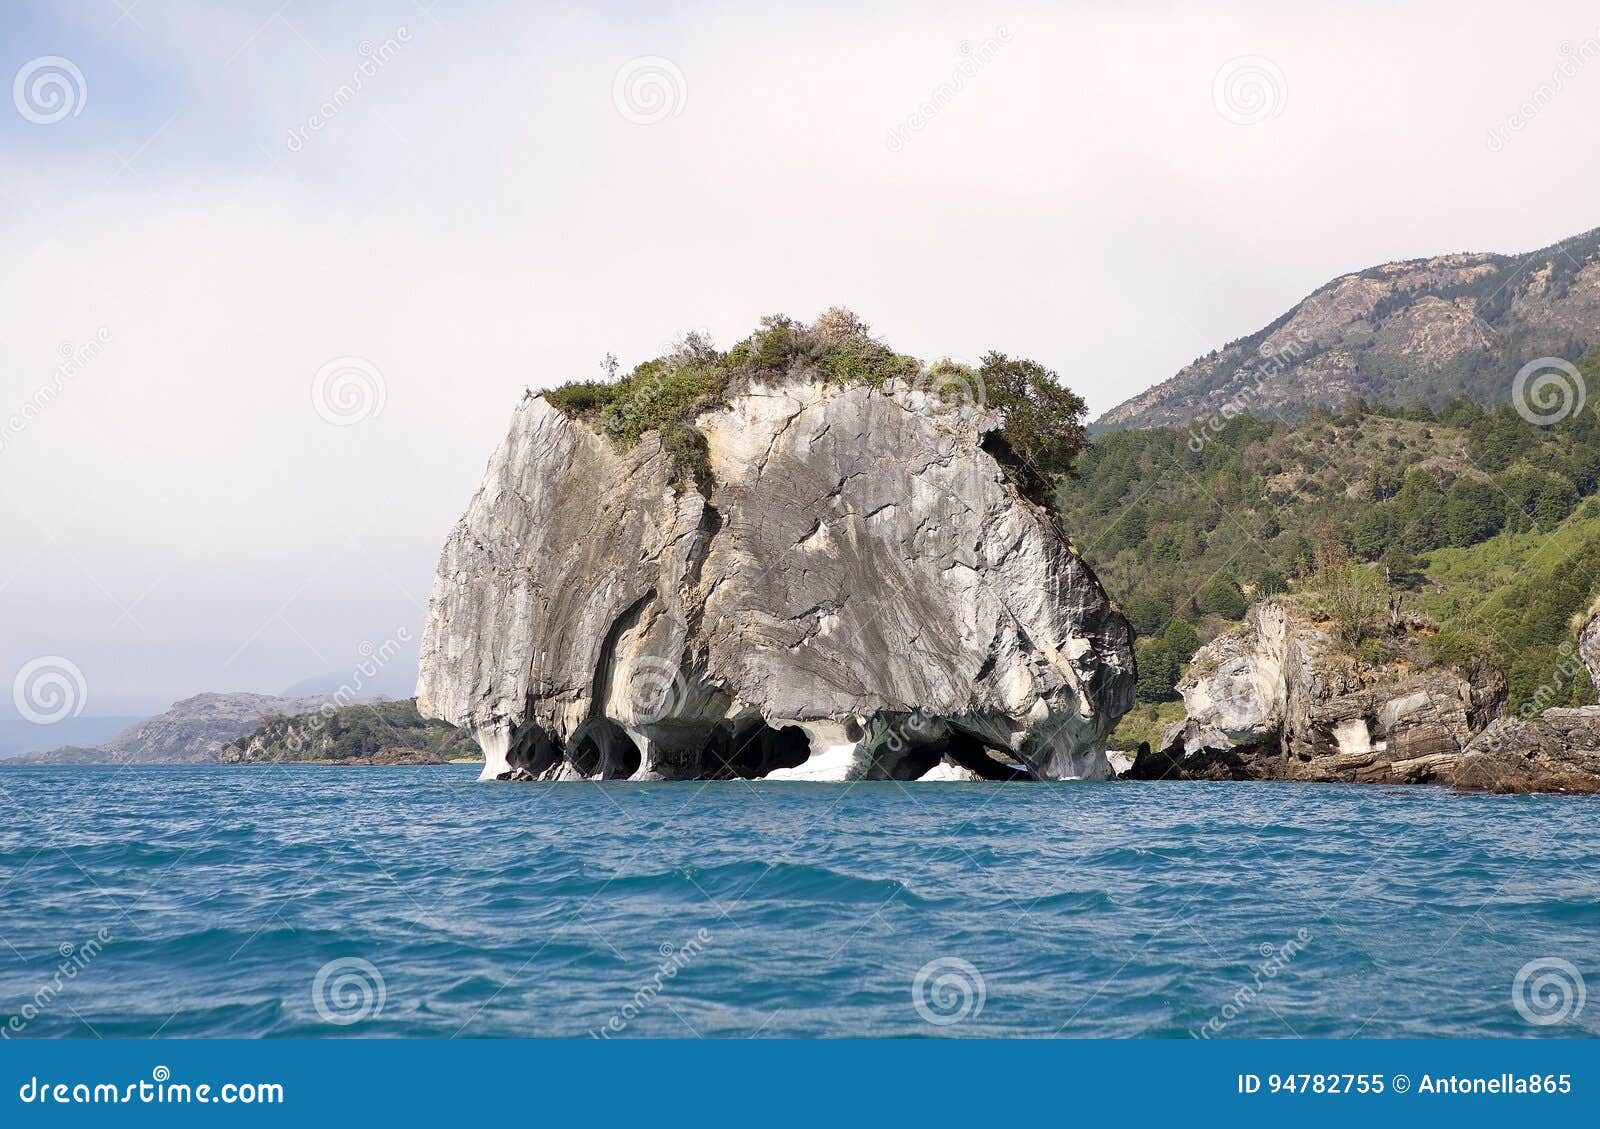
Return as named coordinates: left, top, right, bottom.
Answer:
left=1132, top=599, right=1600, bottom=793
left=1443, top=610, right=1600, bottom=793
left=416, top=377, right=1135, bottom=781
left=1453, top=709, right=1600, bottom=793
left=218, top=698, right=476, bottom=765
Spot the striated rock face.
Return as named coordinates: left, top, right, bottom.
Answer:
left=1160, top=601, right=1292, bottom=749
left=1578, top=610, right=1600, bottom=694
left=416, top=378, right=1135, bottom=782
left=1454, top=710, right=1600, bottom=794
left=1132, top=600, right=1507, bottom=785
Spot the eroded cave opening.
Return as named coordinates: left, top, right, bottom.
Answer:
left=854, top=712, right=1037, bottom=781
left=700, top=719, right=811, bottom=779
left=938, top=726, right=1034, bottom=781
left=866, top=728, right=946, bottom=780
left=567, top=718, right=642, bottom=779
left=494, top=711, right=1047, bottom=781
left=504, top=721, right=562, bottom=777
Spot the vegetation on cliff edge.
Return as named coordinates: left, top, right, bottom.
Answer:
left=544, top=309, right=1088, bottom=500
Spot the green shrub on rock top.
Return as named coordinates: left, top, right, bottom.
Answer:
left=542, top=380, right=618, bottom=416
left=976, top=352, right=1089, bottom=499
left=658, top=420, right=712, bottom=495
left=542, top=309, right=1089, bottom=499
left=596, top=358, right=725, bottom=449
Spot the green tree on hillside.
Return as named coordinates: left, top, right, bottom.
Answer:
left=1195, top=575, right=1247, bottom=619
left=1134, top=636, right=1180, bottom=703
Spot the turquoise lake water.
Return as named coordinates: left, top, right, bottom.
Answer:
left=0, top=766, right=1595, bottom=1038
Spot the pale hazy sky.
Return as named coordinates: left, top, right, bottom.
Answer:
left=3, top=0, right=1598, bottom=718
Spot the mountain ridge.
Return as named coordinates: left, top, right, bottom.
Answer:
left=1096, top=226, right=1600, bottom=431
left=1, top=691, right=375, bottom=764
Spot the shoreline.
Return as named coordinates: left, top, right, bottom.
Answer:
left=4, top=760, right=1597, bottom=795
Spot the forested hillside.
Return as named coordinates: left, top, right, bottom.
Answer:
left=1060, top=348, right=1600, bottom=727
left=219, top=699, right=477, bottom=764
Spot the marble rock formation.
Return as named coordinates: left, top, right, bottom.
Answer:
left=1131, top=600, right=1506, bottom=786
left=417, top=377, right=1135, bottom=782
left=1132, top=598, right=1600, bottom=792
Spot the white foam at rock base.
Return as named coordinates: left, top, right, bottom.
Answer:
left=763, top=743, right=859, bottom=781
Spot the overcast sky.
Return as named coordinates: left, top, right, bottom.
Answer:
left=2, top=0, right=1598, bottom=719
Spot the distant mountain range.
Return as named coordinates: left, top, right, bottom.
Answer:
left=1, top=692, right=365, bottom=765
left=1096, top=227, right=1600, bottom=431
left=0, top=715, right=144, bottom=757
left=277, top=665, right=418, bottom=700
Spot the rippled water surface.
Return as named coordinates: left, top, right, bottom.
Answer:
left=0, top=766, right=1596, bottom=1037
